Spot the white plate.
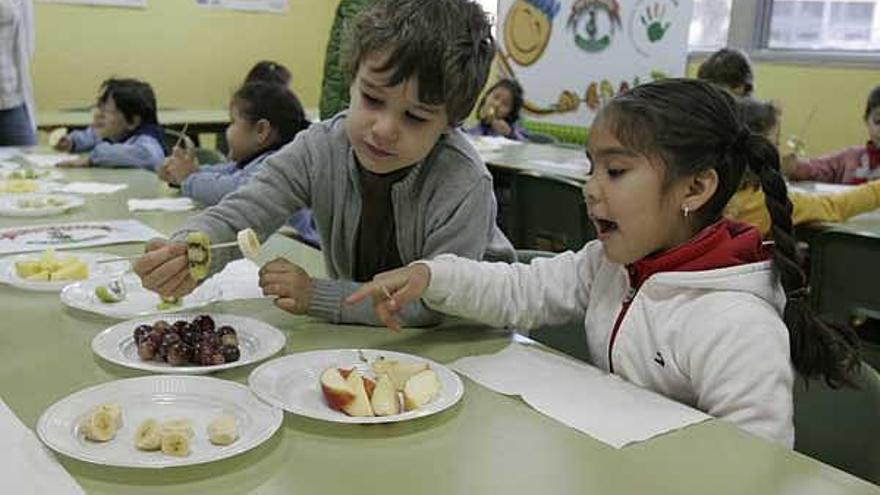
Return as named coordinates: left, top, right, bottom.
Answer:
left=0, top=193, right=84, bottom=217
left=0, top=252, right=128, bottom=292
left=248, top=349, right=464, bottom=424
left=60, top=273, right=222, bottom=319
left=92, top=313, right=286, bottom=375
left=36, top=375, right=283, bottom=469
left=0, top=168, right=64, bottom=181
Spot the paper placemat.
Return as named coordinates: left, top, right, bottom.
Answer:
left=0, top=219, right=164, bottom=254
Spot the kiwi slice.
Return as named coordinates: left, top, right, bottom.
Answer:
left=185, top=232, right=211, bottom=281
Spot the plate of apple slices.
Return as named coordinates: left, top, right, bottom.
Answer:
left=247, top=349, right=464, bottom=424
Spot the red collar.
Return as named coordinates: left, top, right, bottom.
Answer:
left=867, top=140, right=880, bottom=169
left=625, top=219, right=769, bottom=288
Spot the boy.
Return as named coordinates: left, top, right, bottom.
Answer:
left=696, top=48, right=754, bottom=97
left=134, top=0, right=513, bottom=326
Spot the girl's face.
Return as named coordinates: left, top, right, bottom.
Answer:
left=485, top=86, right=514, bottom=120
left=225, top=101, right=267, bottom=162
left=100, top=96, right=139, bottom=141
left=583, top=121, right=704, bottom=264
left=866, top=107, right=880, bottom=143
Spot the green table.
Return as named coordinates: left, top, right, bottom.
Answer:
left=479, top=141, right=589, bottom=183
left=1, top=166, right=878, bottom=494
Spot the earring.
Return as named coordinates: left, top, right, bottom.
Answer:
left=682, top=205, right=690, bottom=218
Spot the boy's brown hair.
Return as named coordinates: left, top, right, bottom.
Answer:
left=343, top=0, right=495, bottom=125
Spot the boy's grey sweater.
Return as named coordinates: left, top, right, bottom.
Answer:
left=174, top=113, right=514, bottom=326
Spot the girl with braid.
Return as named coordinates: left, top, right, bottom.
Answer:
left=348, top=79, right=860, bottom=447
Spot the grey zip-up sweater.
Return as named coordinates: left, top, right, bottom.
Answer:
left=174, top=113, right=514, bottom=326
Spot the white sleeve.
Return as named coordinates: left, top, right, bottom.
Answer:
left=678, top=297, right=794, bottom=447
left=421, top=241, right=603, bottom=331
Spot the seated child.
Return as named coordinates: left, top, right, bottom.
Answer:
left=158, top=82, right=317, bottom=246
left=783, top=85, right=880, bottom=184
left=133, top=0, right=514, bottom=327
left=349, top=79, right=860, bottom=447
left=466, top=78, right=527, bottom=141
left=56, top=78, right=165, bottom=170
left=245, top=60, right=292, bottom=86
left=726, top=98, right=880, bottom=235
left=697, top=47, right=754, bottom=97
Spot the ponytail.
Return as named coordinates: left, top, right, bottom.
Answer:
left=735, top=131, right=861, bottom=387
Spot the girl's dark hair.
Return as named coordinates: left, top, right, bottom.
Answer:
left=697, top=48, right=754, bottom=96
left=600, top=78, right=860, bottom=387
left=477, top=78, right=524, bottom=125
left=864, top=85, right=880, bottom=120
left=233, top=82, right=309, bottom=147
left=735, top=97, right=780, bottom=189
left=98, top=78, right=159, bottom=125
left=245, top=61, right=292, bottom=87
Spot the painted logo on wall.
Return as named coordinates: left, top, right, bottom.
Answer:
left=503, top=0, right=562, bottom=66
left=630, top=0, right=681, bottom=57
left=567, top=0, right=622, bottom=53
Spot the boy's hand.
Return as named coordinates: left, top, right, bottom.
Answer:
left=54, top=135, right=73, bottom=152
left=259, top=258, right=313, bottom=314
left=57, top=156, right=90, bottom=168
left=163, top=146, right=199, bottom=185
left=490, top=119, right=513, bottom=138
left=345, top=264, right=431, bottom=331
left=133, top=238, right=197, bottom=298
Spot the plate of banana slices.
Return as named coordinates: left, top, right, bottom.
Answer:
left=36, top=375, right=282, bottom=468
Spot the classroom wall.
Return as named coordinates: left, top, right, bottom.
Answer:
left=688, top=60, right=880, bottom=156
left=31, top=0, right=338, bottom=112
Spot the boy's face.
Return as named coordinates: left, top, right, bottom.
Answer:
left=100, top=96, right=140, bottom=141
left=866, top=107, right=880, bottom=143
left=346, top=52, right=449, bottom=174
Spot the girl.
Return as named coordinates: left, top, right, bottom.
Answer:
left=56, top=78, right=166, bottom=171
left=245, top=60, right=292, bottom=87
left=727, top=97, right=880, bottom=236
left=696, top=47, right=754, bottom=97
left=783, top=85, right=880, bottom=184
left=467, top=79, right=527, bottom=141
left=159, top=81, right=318, bottom=247
left=348, top=79, right=860, bottom=447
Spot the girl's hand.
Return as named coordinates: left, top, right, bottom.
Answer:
left=164, top=146, right=199, bottom=185
left=490, top=119, right=513, bottom=138
left=781, top=153, right=798, bottom=177
left=133, top=239, right=197, bottom=298
left=57, top=156, right=90, bottom=168
left=259, top=258, right=313, bottom=314
left=345, top=264, right=432, bottom=331
left=54, top=135, right=73, bottom=152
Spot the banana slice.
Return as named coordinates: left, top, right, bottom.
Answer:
left=207, top=415, right=238, bottom=446
left=160, top=431, right=190, bottom=457
left=159, top=419, right=194, bottom=439
left=93, top=403, right=123, bottom=429
left=133, top=419, right=162, bottom=451
left=237, top=228, right=261, bottom=262
left=82, top=410, right=117, bottom=442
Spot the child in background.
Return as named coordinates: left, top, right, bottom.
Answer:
left=55, top=78, right=165, bottom=170
left=782, top=85, right=880, bottom=184
left=697, top=47, right=754, bottom=97
left=159, top=82, right=317, bottom=245
left=245, top=60, right=292, bottom=87
left=467, top=79, right=527, bottom=141
left=134, top=0, right=513, bottom=327
left=726, top=98, right=880, bottom=235
left=349, top=79, right=860, bottom=447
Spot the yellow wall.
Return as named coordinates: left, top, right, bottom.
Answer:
left=31, top=0, right=338, bottom=112
left=688, top=60, right=880, bottom=156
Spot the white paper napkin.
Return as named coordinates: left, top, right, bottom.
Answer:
left=20, top=153, right=78, bottom=168
left=56, top=182, right=128, bottom=195
left=212, top=258, right=264, bottom=300
left=127, top=197, right=195, bottom=212
left=451, top=343, right=711, bottom=448
left=0, top=398, right=85, bottom=495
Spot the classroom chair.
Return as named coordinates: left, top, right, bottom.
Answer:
left=193, top=148, right=226, bottom=165
left=515, top=249, right=591, bottom=363
left=793, top=362, right=880, bottom=485
left=511, top=172, right=595, bottom=252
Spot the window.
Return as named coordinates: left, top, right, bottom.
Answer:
left=767, top=0, right=880, bottom=50
left=688, top=0, right=734, bottom=50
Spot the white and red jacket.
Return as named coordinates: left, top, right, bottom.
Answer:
left=423, top=220, right=794, bottom=447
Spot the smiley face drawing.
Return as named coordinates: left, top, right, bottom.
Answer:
left=567, top=0, right=622, bottom=53
left=503, top=0, right=561, bottom=66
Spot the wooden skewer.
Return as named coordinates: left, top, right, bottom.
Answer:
left=173, top=123, right=190, bottom=150
left=95, top=240, right=239, bottom=264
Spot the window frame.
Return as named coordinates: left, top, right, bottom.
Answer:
left=688, top=0, right=880, bottom=67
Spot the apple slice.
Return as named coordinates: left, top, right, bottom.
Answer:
left=362, top=376, right=376, bottom=399
left=371, top=374, right=400, bottom=416
left=371, top=360, right=430, bottom=391
left=403, top=369, right=441, bottom=411
left=320, top=367, right=355, bottom=412
left=342, top=369, right=374, bottom=417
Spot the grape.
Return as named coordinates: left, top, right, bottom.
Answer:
left=193, top=315, right=215, bottom=333
left=137, top=341, right=157, bottom=361
left=221, top=345, right=240, bottom=363
left=167, top=342, right=194, bottom=366
left=133, top=325, right=152, bottom=345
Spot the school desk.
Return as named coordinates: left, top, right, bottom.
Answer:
left=0, top=164, right=877, bottom=495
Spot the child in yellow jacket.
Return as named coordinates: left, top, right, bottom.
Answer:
left=725, top=98, right=880, bottom=236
